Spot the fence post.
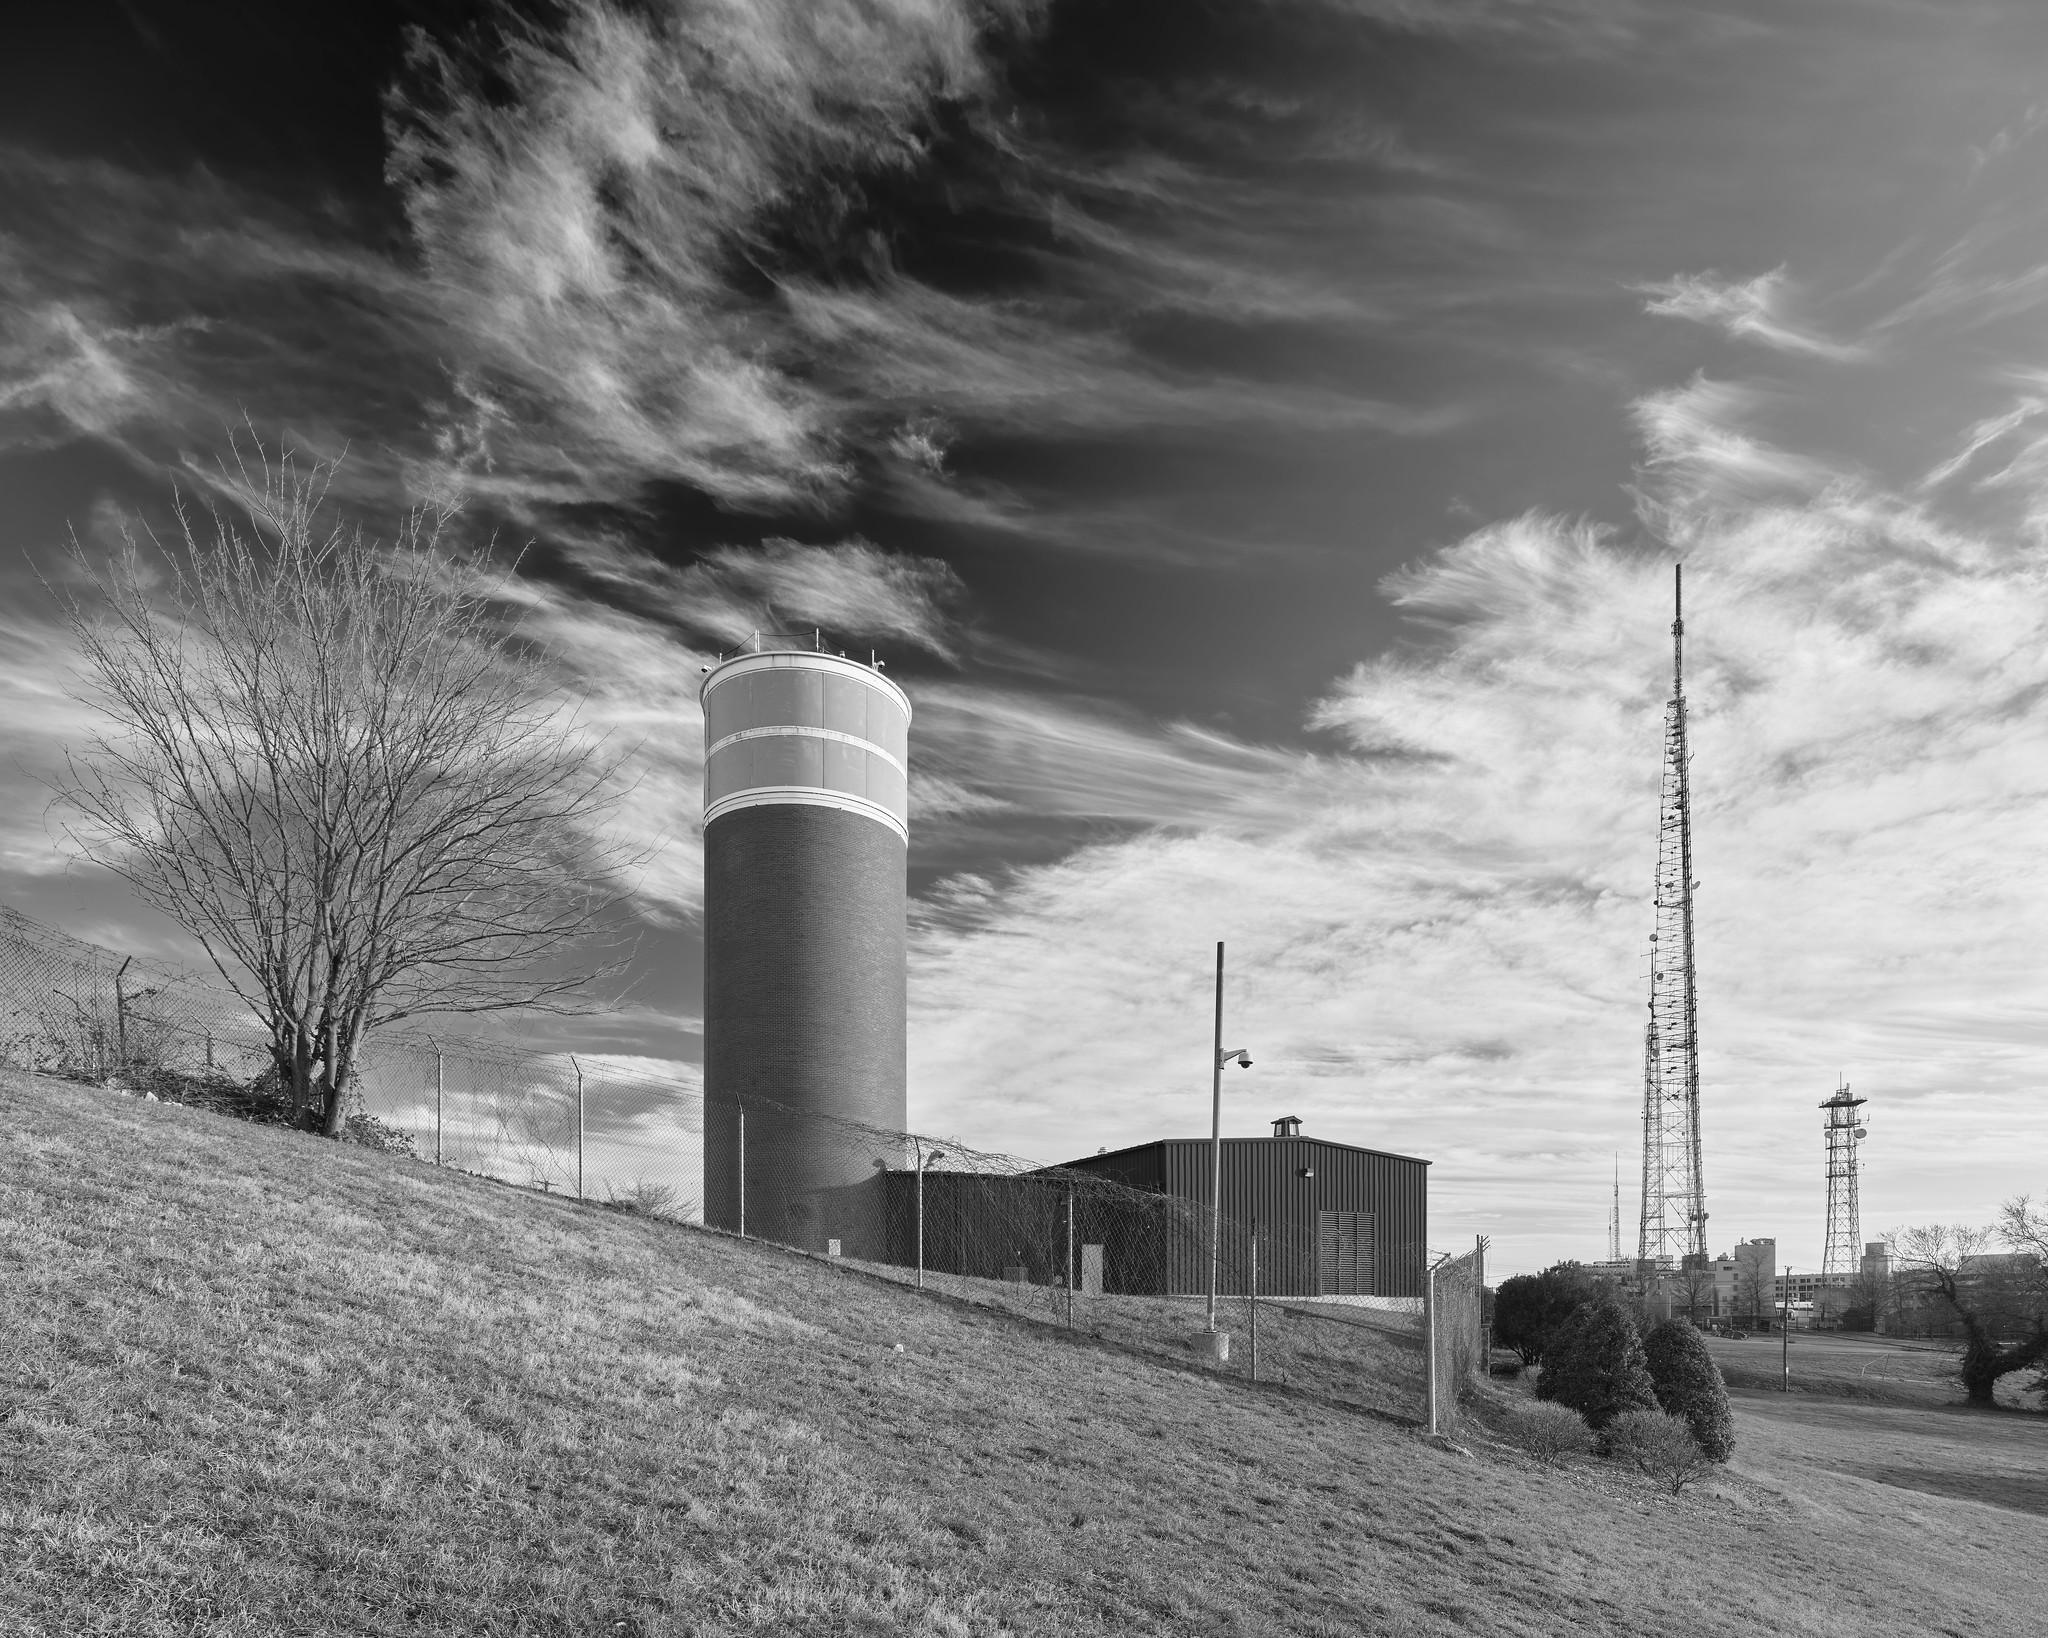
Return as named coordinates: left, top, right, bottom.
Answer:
left=1475, top=1235, right=1488, bottom=1387
left=1424, top=1255, right=1439, bottom=1436
left=737, top=1102, right=746, bottom=1239
left=433, top=1043, right=444, bottom=1167
left=1065, top=1183, right=1075, bottom=1329
left=571, top=1054, right=584, bottom=1200
left=915, top=1142, right=926, bottom=1290
left=1249, top=1215, right=1259, bottom=1383
left=114, top=957, right=132, bottom=1068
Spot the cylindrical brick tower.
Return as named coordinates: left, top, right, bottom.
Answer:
left=699, top=639, right=909, bottom=1254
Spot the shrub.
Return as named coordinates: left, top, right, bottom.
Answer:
left=1493, top=1264, right=1597, bottom=1366
left=1606, top=1409, right=1713, bottom=1494
left=343, top=1108, right=418, bottom=1156
left=605, top=1180, right=680, bottom=1218
left=1536, top=1294, right=1659, bottom=1430
left=1511, top=1400, right=1593, bottom=1464
left=1642, top=1318, right=1734, bottom=1461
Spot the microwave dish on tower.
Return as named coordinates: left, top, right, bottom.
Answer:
left=1820, top=1079, right=1869, bottom=1287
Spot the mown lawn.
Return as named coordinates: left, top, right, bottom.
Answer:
left=1706, top=1331, right=2038, bottom=1409
left=4, top=1073, right=2044, bottom=1636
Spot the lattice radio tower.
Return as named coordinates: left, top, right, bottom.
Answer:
left=1638, top=565, right=1708, bottom=1271
left=1820, top=1080, right=1869, bottom=1285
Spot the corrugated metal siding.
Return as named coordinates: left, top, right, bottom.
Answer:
left=1050, top=1136, right=1429, bottom=1299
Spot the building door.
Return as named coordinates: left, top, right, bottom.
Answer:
left=1316, top=1210, right=1375, bottom=1296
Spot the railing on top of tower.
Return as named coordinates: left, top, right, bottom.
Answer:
left=712, top=630, right=890, bottom=670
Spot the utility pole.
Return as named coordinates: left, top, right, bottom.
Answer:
left=1781, top=1266, right=1791, bottom=1391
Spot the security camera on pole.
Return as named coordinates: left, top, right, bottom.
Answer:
left=1205, top=939, right=1253, bottom=1359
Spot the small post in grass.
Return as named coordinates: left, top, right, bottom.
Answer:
left=737, top=1101, right=746, bottom=1239
left=433, top=1042, right=444, bottom=1167
left=571, top=1054, right=585, bottom=1200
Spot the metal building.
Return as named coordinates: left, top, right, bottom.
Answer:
left=1053, top=1116, right=1430, bottom=1298
left=699, top=635, right=910, bottom=1254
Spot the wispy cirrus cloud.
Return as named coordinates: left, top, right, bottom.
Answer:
left=1640, top=267, right=1868, bottom=362
left=550, top=530, right=966, bottom=659
left=1630, top=374, right=1836, bottom=520
left=383, top=0, right=1045, bottom=512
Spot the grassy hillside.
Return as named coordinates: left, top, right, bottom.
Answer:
left=4, top=1075, right=2044, bottom=1637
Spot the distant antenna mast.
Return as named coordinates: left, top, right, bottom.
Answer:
left=1820, top=1078, right=1869, bottom=1286
left=1637, top=564, right=1708, bottom=1271
left=1609, top=1151, right=1622, bottom=1264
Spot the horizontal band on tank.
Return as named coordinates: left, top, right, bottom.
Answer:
left=706, top=723, right=906, bottom=774
left=700, top=649, right=912, bottom=720
left=703, top=787, right=909, bottom=843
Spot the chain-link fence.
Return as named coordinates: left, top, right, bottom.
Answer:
left=676, top=1086, right=1436, bottom=1422
left=0, top=905, right=703, bottom=1215
left=2, top=902, right=1495, bottom=1429
left=1424, top=1240, right=1487, bottom=1436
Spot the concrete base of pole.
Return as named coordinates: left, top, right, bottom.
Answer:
left=1199, top=1330, right=1232, bottom=1364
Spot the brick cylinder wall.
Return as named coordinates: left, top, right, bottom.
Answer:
left=701, top=802, right=907, bottom=1252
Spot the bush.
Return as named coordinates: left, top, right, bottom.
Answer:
left=115, top=1061, right=415, bottom=1155
left=1606, top=1409, right=1713, bottom=1494
left=1511, top=1400, right=1593, bottom=1464
left=343, top=1108, right=418, bottom=1156
left=1493, top=1264, right=1597, bottom=1367
left=1536, top=1294, right=1659, bottom=1430
left=604, top=1179, right=680, bottom=1217
left=1642, top=1318, right=1734, bottom=1461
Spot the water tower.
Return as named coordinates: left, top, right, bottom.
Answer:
left=699, top=634, right=909, bottom=1251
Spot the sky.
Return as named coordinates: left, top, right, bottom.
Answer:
left=5, top=0, right=2048, bottom=1276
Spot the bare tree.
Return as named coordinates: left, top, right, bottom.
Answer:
left=1671, top=1259, right=1716, bottom=1324
left=50, top=444, right=631, bottom=1139
left=1887, top=1224, right=2048, bottom=1407
left=2000, top=1193, right=2048, bottom=1264
left=1731, top=1248, right=1775, bottom=1327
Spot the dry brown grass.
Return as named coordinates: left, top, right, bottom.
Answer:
left=5, top=1073, right=2045, bottom=1636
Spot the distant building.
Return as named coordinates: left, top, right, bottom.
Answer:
left=1774, top=1270, right=1833, bottom=1304
left=1712, top=1238, right=1776, bottom=1321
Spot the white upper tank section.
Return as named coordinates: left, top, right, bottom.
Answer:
left=700, top=647, right=911, bottom=841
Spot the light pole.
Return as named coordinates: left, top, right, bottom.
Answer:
left=917, top=1142, right=947, bottom=1290
left=1206, top=940, right=1253, bottom=1332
